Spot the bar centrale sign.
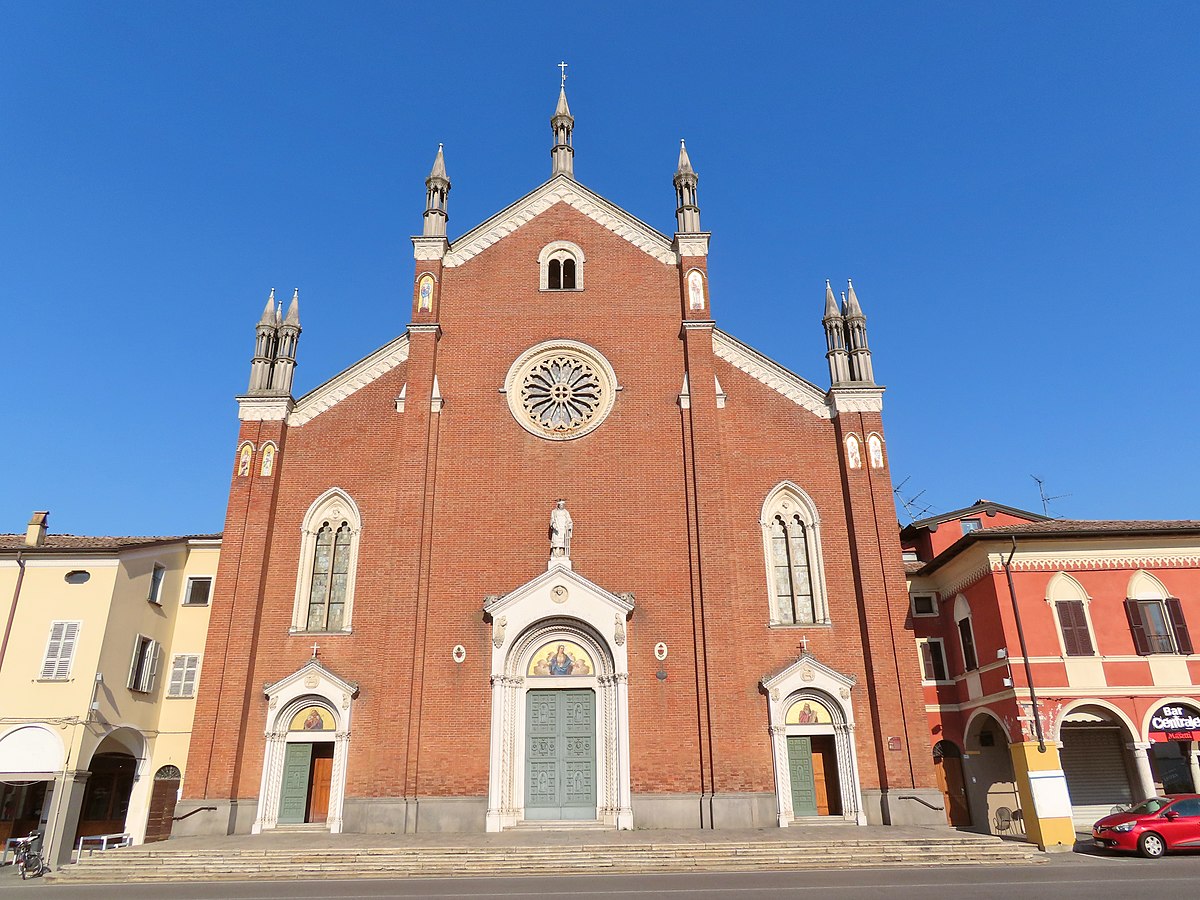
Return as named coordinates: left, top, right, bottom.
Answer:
left=1150, top=704, right=1200, bottom=742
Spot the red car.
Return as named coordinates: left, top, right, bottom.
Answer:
left=1093, top=795, right=1200, bottom=858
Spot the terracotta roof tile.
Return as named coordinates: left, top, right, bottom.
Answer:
left=0, top=534, right=221, bottom=553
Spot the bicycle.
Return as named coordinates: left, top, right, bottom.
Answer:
left=11, top=831, right=45, bottom=879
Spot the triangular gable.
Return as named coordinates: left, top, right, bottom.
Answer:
left=444, top=174, right=677, bottom=268
left=712, top=329, right=832, bottom=419
left=484, top=565, right=636, bottom=618
left=761, top=653, right=856, bottom=692
left=263, top=658, right=359, bottom=698
left=288, top=333, right=409, bottom=427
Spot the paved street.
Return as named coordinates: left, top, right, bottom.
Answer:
left=5, top=852, right=1200, bottom=900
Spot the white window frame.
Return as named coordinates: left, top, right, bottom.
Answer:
left=760, top=482, right=830, bottom=627
left=910, top=593, right=938, bottom=617
left=40, top=621, right=81, bottom=680
left=167, top=654, right=201, bottom=698
left=291, top=488, right=362, bottom=634
left=537, top=240, right=585, bottom=291
left=127, top=634, right=161, bottom=693
left=148, top=563, right=166, bottom=605
left=917, top=637, right=951, bottom=684
left=183, top=576, right=213, bottom=607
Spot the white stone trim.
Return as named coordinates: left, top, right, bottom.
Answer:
left=537, top=240, right=586, bottom=291
left=485, top=566, right=634, bottom=832
left=673, top=233, right=711, bottom=257
left=290, top=489, right=362, bottom=634
left=253, top=661, right=357, bottom=834
left=711, top=329, right=831, bottom=419
left=287, top=334, right=410, bottom=427
left=762, top=656, right=865, bottom=826
left=238, top=396, right=294, bottom=421
left=760, top=482, right=831, bottom=627
left=444, top=175, right=676, bottom=268
left=826, top=386, right=885, bottom=416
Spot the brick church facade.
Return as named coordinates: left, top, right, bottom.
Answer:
left=177, top=85, right=942, bottom=835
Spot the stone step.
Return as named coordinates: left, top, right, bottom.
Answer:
left=49, top=838, right=1041, bottom=883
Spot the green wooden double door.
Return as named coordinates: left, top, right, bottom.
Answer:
left=278, top=742, right=333, bottom=825
left=525, top=689, right=596, bottom=820
left=788, top=735, right=842, bottom=818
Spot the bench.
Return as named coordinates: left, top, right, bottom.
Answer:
left=76, top=833, right=131, bottom=855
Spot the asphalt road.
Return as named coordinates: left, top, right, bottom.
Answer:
left=5, top=853, right=1200, bottom=899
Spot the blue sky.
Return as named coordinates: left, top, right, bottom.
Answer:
left=2, top=2, right=1197, bottom=536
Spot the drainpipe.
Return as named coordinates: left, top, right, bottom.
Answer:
left=0, top=551, right=26, bottom=676
left=1002, top=538, right=1046, bottom=752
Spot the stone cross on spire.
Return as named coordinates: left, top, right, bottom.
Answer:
left=558, top=61, right=568, bottom=87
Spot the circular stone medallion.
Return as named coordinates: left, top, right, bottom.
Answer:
left=504, top=340, right=618, bottom=440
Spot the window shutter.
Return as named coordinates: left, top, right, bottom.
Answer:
left=146, top=641, right=162, bottom=693
left=168, top=656, right=187, bottom=697
left=128, top=636, right=143, bottom=689
left=1166, top=598, right=1193, bottom=655
left=919, top=641, right=935, bottom=681
left=183, top=656, right=199, bottom=696
left=1125, top=599, right=1152, bottom=655
left=41, top=622, right=78, bottom=679
left=1057, top=601, right=1093, bottom=656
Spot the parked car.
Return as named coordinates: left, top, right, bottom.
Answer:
left=1093, top=795, right=1200, bottom=858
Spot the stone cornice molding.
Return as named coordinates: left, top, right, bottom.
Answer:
left=991, top=553, right=1200, bottom=573
left=412, top=236, right=450, bottom=261
left=681, top=319, right=716, bottom=333
left=443, top=175, right=677, bottom=268
left=825, top=385, right=885, bottom=417
left=712, top=329, right=831, bottom=419
left=237, top=395, right=295, bottom=422
left=927, top=561, right=993, bottom=601
left=287, top=334, right=410, bottom=427
left=673, top=233, right=711, bottom=257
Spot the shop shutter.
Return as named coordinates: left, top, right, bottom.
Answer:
left=1061, top=726, right=1132, bottom=826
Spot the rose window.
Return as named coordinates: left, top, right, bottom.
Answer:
left=504, top=341, right=618, bottom=441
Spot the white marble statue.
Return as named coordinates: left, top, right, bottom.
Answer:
left=549, top=499, right=573, bottom=558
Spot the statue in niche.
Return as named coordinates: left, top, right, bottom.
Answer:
left=688, top=270, right=705, bottom=310
left=549, top=499, right=573, bottom=558
left=237, top=444, right=253, bottom=477
left=867, top=434, right=884, bottom=469
left=845, top=435, right=862, bottom=470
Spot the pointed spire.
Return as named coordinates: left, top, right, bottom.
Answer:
left=823, top=279, right=840, bottom=319
left=422, top=143, right=451, bottom=237
left=259, top=288, right=276, bottom=325
left=676, top=140, right=695, bottom=176
left=550, top=74, right=575, bottom=178
left=673, top=140, right=701, bottom=233
left=844, top=278, right=864, bottom=318
left=274, top=298, right=283, bottom=326
left=429, top=143, right=447, bottom=181
left=284, top=288, right=300, bottom=326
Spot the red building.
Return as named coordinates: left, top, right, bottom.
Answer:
left=174, top=85, right=942, bottom=836
left=905, top=501, right=1200, bottom=848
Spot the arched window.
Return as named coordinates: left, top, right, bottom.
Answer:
left=953, top=594, right=978, bottom=671
left=1046, top=572, right=1095, bottom=657
left=761, top=483, right=829, bottom=626
left=539, top=241, right=585, bottom=291
left=292, top=489, right=362, bottom=633
left=1125, top=571, right=1192, bottom=655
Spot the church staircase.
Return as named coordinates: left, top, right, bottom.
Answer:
left=47, top=831, right=1043, bottom=883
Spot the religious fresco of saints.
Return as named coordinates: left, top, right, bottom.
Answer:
left=289, top=705, right=332, bottom=731
left=418, top=275, right=434, bottom=312
left=784, top=697, right=835, bottom=726
left=528, top=640, right=594, bottom=677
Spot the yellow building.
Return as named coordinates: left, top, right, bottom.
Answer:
left=0, top=512, right=219, bottom=867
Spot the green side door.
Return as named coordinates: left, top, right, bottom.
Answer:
left=278, top=742, right=313, bottom=824
left=525, top=689, right=596, bottom=820
left=788, top=735, right=818, bottom=817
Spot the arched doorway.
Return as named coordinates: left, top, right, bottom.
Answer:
left=933, top=740, right=971, bottom=827
left=253, top=660, right=357, bottom=834
left=75, top=753, right=136, bottom=843
left=762, top=656, right=865, bottom=826
left=144, top=766, right=181, bottom=843
left=963, top=711, right=1020, bottom=836
left=484, top=567, right=635, bottom=833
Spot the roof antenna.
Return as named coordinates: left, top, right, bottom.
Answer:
left=893, top=475, right=935, bottom=523
left=1031, top=475, right=1070, bottom=518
